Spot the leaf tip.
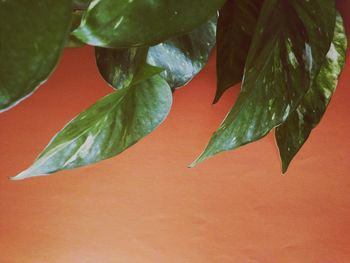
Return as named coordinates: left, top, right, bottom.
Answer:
left=212, top=93, right=221, bottom=104
left=187, top=162, right=197, bottom=169
left=189, top=153, right=210, bottom=168
left=212, top=84, right=226, bottom=104
left=9, top=172, right=28, bottom=181
left=10, top=167, right=42, bottom=181
left=71, top=27, right=82, bottom=39
left=9, top=176, right=22, bottom=181
left=281, top=160, right=290, bottom=174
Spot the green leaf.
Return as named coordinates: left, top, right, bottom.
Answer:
left=148, top=16, right=217, bottom=90
left=73, top=0, right=224, bottom=48
left=96, top=47, right=149, bottom=89
left=276, top=13, right=347, bottom=173
left=96, top=17, right=216, bottom=91
left=130, top=63, right=164, bottom=86
left=66, top=10, right=86, bottom=48
left=12, top=74, right=172, bottom=180
left=0, top=0, right=72, bottom=112
left=191, top=0, right=336, bottom=167
left=214, top=0, right=263, bottom=103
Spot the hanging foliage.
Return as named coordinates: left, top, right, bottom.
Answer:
left=0, top=0, right=347, bottom=180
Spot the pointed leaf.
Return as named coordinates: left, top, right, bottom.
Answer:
left=12, top=75, right=172, bottom=180
left=214, top=0, right=263, bottom=103
left=73, top=0, right=224, bottom=48
left=0, top=0, right=72, bottom=112
left=276, top=14, right=347, bottom=172
left=191, top=0, right=336, bottom=166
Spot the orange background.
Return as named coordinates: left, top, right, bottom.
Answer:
left=1, top=3, right=350, bottom=262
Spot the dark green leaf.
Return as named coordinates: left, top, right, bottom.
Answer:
left=0, top=0, right=72, bottom=112
left=214, top=0, right=263, bottom=103
left=191, top=0, right=336, bottom=167
left=148, top=16, right=217, bottom=90
left=12, top=74, right=172, bottom=180
left=276, top=13, right=347, bottom=173
left=73, top=0, right=224, bottom=48
left=96, top=47, right=149, bottom=89
left=96, top=17, right=216, bottom=91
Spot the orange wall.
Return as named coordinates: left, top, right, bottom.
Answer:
left=1, top=4, right=350, bottom=262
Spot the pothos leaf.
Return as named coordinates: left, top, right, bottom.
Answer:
left=191, top=0, right=336, bottom=167
left=0, top=0, right=72, bottom=112
left=12, top=72, right=172, bottom=180
left=147, top=16, right=217, bottom=90
left=214, top=0, right=263, bottom=103
left=276, top=13, right=347, bottom=173
left=96, top=17, right=216, bottom=91
left=73, top=0, right=224, bottom=48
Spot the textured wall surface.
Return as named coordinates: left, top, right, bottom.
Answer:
left=1, top=4, right=350, bottom=262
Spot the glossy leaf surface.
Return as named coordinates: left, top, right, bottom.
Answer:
left=148, top=16, right=217, bottom=90
left=96, top=17, right=216, bottom=90
left=96, top=47, right=148, bottom=89
left=73, top=0, right=224, bottom=48
left=214, top=0, right=263, bottom=103
left=0, top=0, right=72, bottom=111
left=276, top=14, right=347, bottom=172
left=191, top=0, right=336, bottom=166
left=12, top=74, right=172, bottom=180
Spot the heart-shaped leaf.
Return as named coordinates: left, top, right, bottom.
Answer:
left=276, top=13, right=347, bottom=172
left=96, top=17, right=216, bottom=91
left=0, top=0, right=72, bottom=112
left=73, top=0, right=224, bottom=48
left=214, top=0, right=263, bottom=103
left=12, top=70, right=172, bottom=180
left=191, top=0, right=336, bottom=166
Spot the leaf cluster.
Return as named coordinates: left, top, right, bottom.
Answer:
left=0, top=0, right=347, bottom=180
